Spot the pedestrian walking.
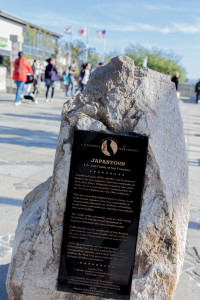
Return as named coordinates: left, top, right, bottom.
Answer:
left=171, top=72, right=179, bottom=91
left=12, top=51, right=33, bottom=105
left=66, top=60, right=77, bottom=97
left=31, top=59, right=37, bottom=95
left=45, top=57, right=58, bottom=102
left=80, top=63, right=91, bottom=91
left=166, top=71, right=171, bottom=79
left=79, top=63, right=86, bottom=92
left=195, top=79, right=200, bottom=104
left=171, top=72, right=180, bottom=99
left=62, top=71, right=69, bottom=96
left=31, top=59, right=37, bottom=77
left=91, top=62, right=103, bottom=73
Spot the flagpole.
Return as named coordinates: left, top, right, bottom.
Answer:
left=69, top=30, right=72, bottom=65
left=102, top=35, right=106, bottom=63
left=85, top=27, right=88, bottom=62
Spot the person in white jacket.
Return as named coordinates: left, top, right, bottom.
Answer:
left=81, top=63, right=91, bottom=91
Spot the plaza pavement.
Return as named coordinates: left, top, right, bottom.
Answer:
left=0, top=89, right=199, bottom=299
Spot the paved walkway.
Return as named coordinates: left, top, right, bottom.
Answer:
left=0, top=91, right=199, bottom=299
left=0, top=89, right=64, bottom=299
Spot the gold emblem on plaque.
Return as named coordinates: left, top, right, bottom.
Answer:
left=101, top=139, right=118, bottom=156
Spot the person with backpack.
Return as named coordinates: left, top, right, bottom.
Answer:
left=45, top=57, right=58, bottom=102
left=195, top=80, right=200, bottom=104
left=12, top=51, right=33, bottom=105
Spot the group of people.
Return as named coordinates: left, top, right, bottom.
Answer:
left=12, top=52, right=58, bottom=105
left=62, top=61, right=103, bottom=97
left=13, top=52, right=103, bottom=105
left=166, top=70, right=200, bottom=104
left=12, top=53, right=200, bottom=106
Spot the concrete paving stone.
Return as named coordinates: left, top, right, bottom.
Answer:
left=9, top=239, right=14, bottom=248
left=26, top=167, right=53, bottom=183
left=188, top=169, right=200, bottom=183
left=1, top=242, right=10, bottom=248
left=0, top=188, right=31, bottom=201
left=194, top=275, right=200, bottom=285
left=0, top=164, right=45, bottom=179
left=193, top=265, right=200, bottom=277
left=33, top=147, right=57, bottom=155
left=0, top=142, right=51, bottom=153
left=194, top=246, right=200, bottom=260
left=0, top=263, right=9, bottom=300
left=0, top=175, right=22, bottom=194
left=186, top=246, right=200, bottom=260
left=189, top=185, right=200, bottom=197
left=0, top=206, right=22, bottom=236
left=187, top=231, right=200, bottom=250
left=174, top=272, right=200, bottom=300
left=183, top=260, right=195, bottom=271
left=0, top=150, right=54, bottom=162
left=0, top=246, right=11, bottom=258
left=1, top=236, right=9, bottom=243
left=185, top=270, right=196, bottom=279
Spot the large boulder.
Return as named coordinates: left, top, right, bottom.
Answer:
left=7, top=56, right=189, bottom=300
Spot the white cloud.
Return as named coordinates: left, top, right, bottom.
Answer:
left=108, top=22, right=200, bottom=34
left=23, top=12, right=200, bottom=36
left=173, top=23, right=200, bottom=33
left=142, top=3, right=200, bottom=12
left=143, top=4, right=174, bottom=11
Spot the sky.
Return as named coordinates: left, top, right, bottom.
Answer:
left=1, top=0, right=200, bottom=79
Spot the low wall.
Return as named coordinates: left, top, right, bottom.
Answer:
left=179, top=84, right=195, bottom=98
left=0, top=67, right=6, bottom=91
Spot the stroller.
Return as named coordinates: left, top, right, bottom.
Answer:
left=23, top=74, right=38, bottom=104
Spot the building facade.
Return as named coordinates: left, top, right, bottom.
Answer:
left=0, top=10, right=61, bottom=63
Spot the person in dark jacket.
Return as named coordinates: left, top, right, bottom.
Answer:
left=195, top=80, right=200, bottom=104
left=31, top=59, right=37, bottom=77
left=171, top=72, right=179, bottom=91
left=31, top=59, right=37, bottom=93
left=45, top=57, right=58, bottom=102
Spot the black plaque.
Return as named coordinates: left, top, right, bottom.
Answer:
left=57, top=130, right=148, bottom=299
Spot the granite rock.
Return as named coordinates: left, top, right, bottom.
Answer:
left=7, top=56, right=189, bottom=300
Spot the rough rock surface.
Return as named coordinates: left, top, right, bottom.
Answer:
left=7, top=56, right=189, bottom=300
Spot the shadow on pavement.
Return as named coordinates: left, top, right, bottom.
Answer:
left=0, top=263, right=9, bottom=300
left=188, top=159, right=200, bottom=167
left=0, top=126, right=58, bottom=148
left=5, top=113, right=61, bottom=122
left=0, top=100, right=13, bottom=104
left=188, top=221, right=200, bottom=230
left=0, top=197, right=22, bottom=207
left=180, top=97, right=196, bottom=104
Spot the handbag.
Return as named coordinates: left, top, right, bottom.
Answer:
left=49, top=66, right=58, bottom=82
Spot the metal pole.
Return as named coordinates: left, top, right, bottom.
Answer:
left=102, top=35, right=106, bottom=63
left=69, top=32, right=72, bottom=65
left=143, top=56, right=148, bottom=67
left=85, top=27, right=88, bottom=62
